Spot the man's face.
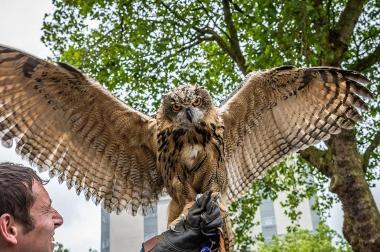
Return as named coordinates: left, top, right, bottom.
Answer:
left=16, top=181, right=64, bottom=252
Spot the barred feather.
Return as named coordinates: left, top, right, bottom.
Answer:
left=221, top=66, right=373, bottom=203
left=0, top=45, right=163, bottom=215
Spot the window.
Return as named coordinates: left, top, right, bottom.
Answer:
left=260, top=199, right=277, bottom=242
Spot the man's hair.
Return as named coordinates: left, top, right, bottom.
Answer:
left=0, top=162, right=45, bottom=232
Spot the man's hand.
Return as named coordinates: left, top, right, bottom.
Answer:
left=143, top=192, right=222, bottom=252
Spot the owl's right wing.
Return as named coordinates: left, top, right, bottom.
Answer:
left=219, top=66, right=373, bottom=204
left=0, top=45, right=163, bottom=214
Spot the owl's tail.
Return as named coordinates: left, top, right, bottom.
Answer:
left=221, top=212, right=234, bottom=252
left=220, top=210, right=234, bottom=252
left=211, top=193, right=234, bottom=252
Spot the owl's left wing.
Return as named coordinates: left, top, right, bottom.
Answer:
left=0, top=45, right=163, bottom=214
left=219, top=66, right=373, bottom=203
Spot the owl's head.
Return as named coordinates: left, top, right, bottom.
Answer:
left=158, top=85, right=214, bottom=127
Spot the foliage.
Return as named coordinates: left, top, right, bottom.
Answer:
left=42, top=0, right=380, bottom=249
left=42, top=0, right=354, bottom=111
left=54, top=242, right=69, bottom=252
left=53, top=242, right=98, bottom=252
left=230, top=155, right=335, bottom=250
left=257, top=222, right=352, bottom=252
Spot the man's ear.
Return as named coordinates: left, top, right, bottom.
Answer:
left=0, top=214, right=19, bottom=245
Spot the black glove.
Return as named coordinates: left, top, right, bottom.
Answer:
left=144, top=192, right=222, bottom=252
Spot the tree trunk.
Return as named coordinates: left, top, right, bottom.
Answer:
left=316, top=1, right=380, bottom=249
left=329, top=130, right=380, bottom=251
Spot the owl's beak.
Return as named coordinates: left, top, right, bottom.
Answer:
left=186, top=108, right=193, bottom=123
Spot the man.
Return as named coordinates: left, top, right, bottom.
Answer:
left=0, top=163, right=222, bottom=252
left=0, top=163, right=63, bottom=252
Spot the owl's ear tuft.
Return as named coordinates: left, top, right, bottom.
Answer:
left=161, top=94, right=171, bottom=105
left=195, top=85, right=206, bottom=91
left=161, top=94, right=169, bottom=102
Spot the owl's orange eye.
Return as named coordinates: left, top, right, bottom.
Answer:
left=172, top=104, right=182, bottom=112
left=192, top=98, right=202, bottom=107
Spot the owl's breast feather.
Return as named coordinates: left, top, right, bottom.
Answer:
left=181, top=144, right=204, bottom=170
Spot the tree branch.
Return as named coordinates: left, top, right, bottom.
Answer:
left=159, top=1, right=240, bottom=68
left=334, top=0, right=366, bottom=46
left=159, top=1, right=250, bottom=75
left=175, top=35, right=214, bottom=54
left=328, top=0, right=366, bottom=65
left=299, top=146, right=333, bottom=177
left=196, top=0, right=231, bottom=40
left=311, top=0, right=324, bottom=34
left=159, top=2, right=211, bottom=39
left=206, top=29, right=238, bottom=59
left=149, top=35, right=215, bottom=64
left=222, top=0, right=247, bottom=75
left=350, top=43, right=380, bottom=72
left=227, top=0, right=244, bottom=14
left=363, top=130, right=380, bottom=170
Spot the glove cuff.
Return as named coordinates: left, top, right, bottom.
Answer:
left=142, top=236, right=159, bottom=252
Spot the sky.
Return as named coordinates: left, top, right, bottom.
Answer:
left=0, top=1, right=100, bottom=251
left=0, top=0, right=379, bottom=251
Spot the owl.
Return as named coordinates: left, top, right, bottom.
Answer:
left=0, top=45, right=373, bottom=251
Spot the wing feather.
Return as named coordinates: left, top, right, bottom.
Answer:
left=0, top=45, right=163, bottom=215
left=220, top=66, right=373, bottom=203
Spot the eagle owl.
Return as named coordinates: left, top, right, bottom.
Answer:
left=0, top=45, right=373, bottom=251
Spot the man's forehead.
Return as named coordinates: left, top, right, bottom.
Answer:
left=32, top=180, right=52, bottom=204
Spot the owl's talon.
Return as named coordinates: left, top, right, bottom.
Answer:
left=169, top=224, right=176, bottom=231
left=211, top=192, right=221, bottom=201
left=169, top=212, right=187, bottom=231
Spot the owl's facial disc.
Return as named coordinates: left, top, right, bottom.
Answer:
left=164, top=85, right=211, bottom=127
left=176, top=106, right=204, bottom=125
left=185, top=108, right=193, bottom=122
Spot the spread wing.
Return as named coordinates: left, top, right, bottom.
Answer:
left=220, top=66, right=373, bottom=203
left=0, top=45, right=163, bottom=214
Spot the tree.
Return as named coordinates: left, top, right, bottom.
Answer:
left=53, top=242, right=98, bottom=252
left=42, top=0, right=380, bottom=251
left=54, top=242, right=69, bottom=252
left=257, top=222, right=352, bottom=252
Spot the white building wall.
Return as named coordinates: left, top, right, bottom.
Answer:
left=110, top=212, right=144, bottom=252
left=272, top=192, right=314, bottom=235
left=251, top=206, right=262, bottom=235
left=157, top=196, right=170, bottom=234
left=108, top=196, right=170, bottom=252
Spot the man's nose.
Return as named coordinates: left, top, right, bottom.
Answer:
left=53, top=208, right=64, bottom=229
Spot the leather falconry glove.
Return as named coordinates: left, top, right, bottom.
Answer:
left=142, top=191, right=222, bottom=252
